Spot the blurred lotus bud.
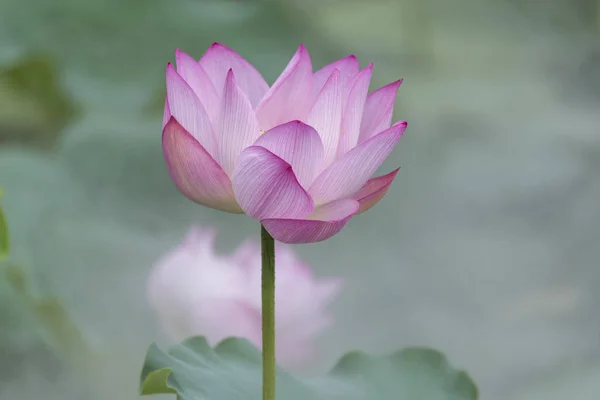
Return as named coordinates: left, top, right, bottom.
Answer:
left=147, top=226, right=341, bottom=370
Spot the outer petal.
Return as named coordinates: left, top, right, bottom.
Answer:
left=307, top=69, right=343, bottom=167
left=358, top=79, right=402, bottom=143
left=162, top=118, right=242, bottom=213
left=253, top=120, right=324, bottom=189
left=313, top=55, right=360, bottom=96
left=166, top=63, right=218, bottom=158
left=255, top=45, right=313, bottom=131
left=175, top=49, right=220, bottom=124
left=199, top=42, right=269, bottom=107
left=351, top=168, right=399, bottom=215
left=309, top=121, right=407, bottom=205
left=218, top=69, right=260, bottom=176
left=232, top=146, right=315, bottom=220
left=261, top=199, right=359, bottom=244
left=337, top=64, right=373, bottom=156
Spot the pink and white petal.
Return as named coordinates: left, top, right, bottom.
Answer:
left=254, top=120, right=324, bottom=189
left=230, top=239, right=260, bottom=269
left=309, top=121, right=406, bottom=205
left=307, top=69, right=343, bottom=168
left=352, top=168, right=400, bottom=215
left=181, top=225, right=218, bottom=249
left=218, top=70, right=260, bottom=176
left=166, top=63, right=218, bottom=158
left=188, top=299, right=262, bottom=347
left=175, top=49, right=220, bottom=124
left=232, top=146, right=315, bottom=220
left=337, top=64, right=373, bottom=156
left=255, top=45, right=313, bottom=131
left=162, top=118, right=242, bottom=213
left=358, top=79, right=402, bottom=143
left=315, top=278, right=343, bottom=305
left=199, top=43, right=269, bottom=107
left=261, top=198, right=358, bottom=244
left=313, top=55, right=360, bottom=96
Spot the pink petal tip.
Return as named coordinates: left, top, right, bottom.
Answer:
left=352, top=168, right=400, bottom=215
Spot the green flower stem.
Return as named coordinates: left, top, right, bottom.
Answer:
left=260, top=225, right=276, bottom=400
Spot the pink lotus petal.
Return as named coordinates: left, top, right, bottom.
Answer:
left=218, top=69, right=260, bottom=176
left=162, top=118, right=242, bottom=213
left=232, top=146, right=315, bottom=220
left=307, top=69, right=343, bottom=167
left=313, top=55, right=360, bottom=96
left=188, top=299, right=262, bottom=347
left=166, top=63, right=218, bottom=158
left=358, top=79, right=402, bottom=143
left=315, top=278, right=343, bottom=305
left=199, top=43, right=269, bottom=107
left=230, top=239, right=260, bottom=269
left=175, top=49, right=220, bottom=125
left=255, top=45, right=313, bottom=131
left=254, top=120, right=324, bottom=189
left=309, top=121, right=406, bottom=205
left=337, top=64, right=373, bottom=156
left=261, top=198, right=359, bottom=244
left=352, top=168, right=400, bottom=215
left=181, top=225, right=218, bottom=249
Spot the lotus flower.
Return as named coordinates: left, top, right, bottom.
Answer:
left=147, top=226, right=341, bottom=370
left=163, top=43, right=406, bottom=243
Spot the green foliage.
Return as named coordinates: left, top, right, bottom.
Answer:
left=2, top=261, right=89, bottom=362
left=0, top=54, right=78, bottom=149
left=140, top=337, right=478, bottom=400
left=3, top=263, right=26, bottom=295
left=32, top=298, right=89, bottom=358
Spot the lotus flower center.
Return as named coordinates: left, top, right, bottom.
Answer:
left=259, top=129, right=266, bottom=135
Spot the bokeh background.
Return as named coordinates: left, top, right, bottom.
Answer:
left=1, top=0, right=599, bottom=398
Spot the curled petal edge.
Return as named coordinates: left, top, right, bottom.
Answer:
left=352, top=168, right=400, bottom=215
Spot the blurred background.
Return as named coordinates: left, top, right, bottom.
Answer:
left=0, top=0, right=599, bottom=398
